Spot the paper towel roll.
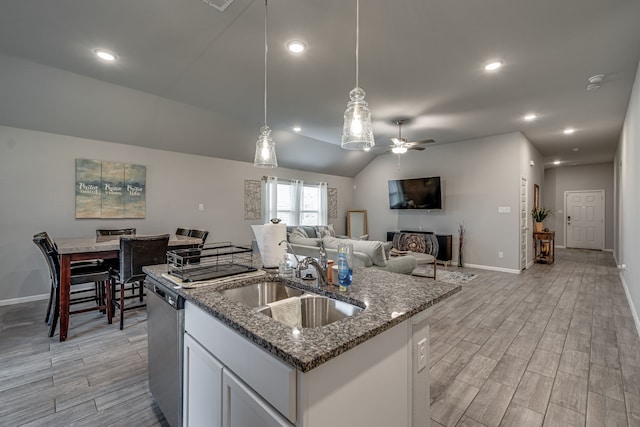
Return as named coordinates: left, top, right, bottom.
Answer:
left=251, top=223, right=287, bottom=268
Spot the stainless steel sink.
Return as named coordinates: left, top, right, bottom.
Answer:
left=220, top=281, right=304, bottom=308
left=256, top=294, right=364, bottom=328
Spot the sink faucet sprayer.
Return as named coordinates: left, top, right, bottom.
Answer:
left=279, top=240, right=300, bottom=264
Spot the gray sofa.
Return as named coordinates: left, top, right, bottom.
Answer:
left=285, top=226, right=417, bottom=275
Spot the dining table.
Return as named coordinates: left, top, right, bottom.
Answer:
left=54, top=234, right=202, bottom=341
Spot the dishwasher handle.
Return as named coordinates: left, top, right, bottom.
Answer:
left=151, top=283, right=183, bottom=309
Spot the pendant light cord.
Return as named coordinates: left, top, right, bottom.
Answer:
left=355, top=0, right=359, bottom=89
left=264, top=0, right=268, bottom=126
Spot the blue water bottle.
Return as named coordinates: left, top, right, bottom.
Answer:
left=338, top=243, right=353, bottom=291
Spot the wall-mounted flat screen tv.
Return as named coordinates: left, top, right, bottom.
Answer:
left=388, top=176, right=442, bottom=210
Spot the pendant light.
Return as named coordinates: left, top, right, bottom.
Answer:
left=341, top=0, right=375, bottom=150
left=254, top=0, right=277, bottom=168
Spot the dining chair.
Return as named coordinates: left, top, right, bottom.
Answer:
left=175, top=228, right=190, bottom=236
left=110, top=234, right=170, bottom=330
left=34, top=232, right=106, bottom=322
left=96, top=228, right=137, bottom=237
left=33, top=233, right=112, bottom=337
left=188, top=229, right=209, bottom=243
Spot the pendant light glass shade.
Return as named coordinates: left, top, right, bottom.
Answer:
left=341, top=87, right=374, bottom=150
left=253, top=0, right=277, bottom=168
left=254, top=125, right=277, bottom=167
left=341, top=0, right=375, bottom=151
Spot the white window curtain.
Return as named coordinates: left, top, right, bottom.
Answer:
left=262, top=176, right=327, bottom=227
left=262, top=176, right=278, bottom=222
left=318, top=182, right=328, bottom=225
left=289, top=180, right=304, bottom=226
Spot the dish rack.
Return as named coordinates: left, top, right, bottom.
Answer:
left=166, top=241, right=256, bottom=282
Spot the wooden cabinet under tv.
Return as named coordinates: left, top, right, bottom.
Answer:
left=387, top=231, right=453, bottom=266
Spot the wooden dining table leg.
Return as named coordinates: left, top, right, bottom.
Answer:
left=59, top=254, right=71, bottom=342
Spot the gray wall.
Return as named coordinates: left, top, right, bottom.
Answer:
left=0, top=126, right=354, bottom=303
left=615, top=59, right=640, bottom=332
left=353, top=132, right=543, bottom=272
left=542, top=163, right=614, bottom=249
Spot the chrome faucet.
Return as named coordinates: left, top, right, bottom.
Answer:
left=297, top=257, right=329, bottom=288
left=318, top=241, right=327, bottom=270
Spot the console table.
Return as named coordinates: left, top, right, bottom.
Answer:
left=533, top=231, right=555, bottom=264
left=386, top=231, right=453, bottom=266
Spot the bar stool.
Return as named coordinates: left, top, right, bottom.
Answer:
left=110, top=234, right=169, bottom=330
left=33, top=233, right=112, bottom=337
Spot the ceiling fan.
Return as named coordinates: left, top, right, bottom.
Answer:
left=387, top=120, right=435, bottom=154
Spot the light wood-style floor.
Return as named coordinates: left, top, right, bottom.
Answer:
left=1, top=248, right=638, bottom=426
left=429, top=248, right=640, bottom=427
left=0, top=300, right=168, bottom=426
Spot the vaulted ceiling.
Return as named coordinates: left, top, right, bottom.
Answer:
left=1, top=0, right=639, bottom=176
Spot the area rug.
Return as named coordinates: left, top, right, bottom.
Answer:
left=412, top=265, right=477, bottom=285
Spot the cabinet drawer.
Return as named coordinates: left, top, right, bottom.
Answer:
left=185, top=302, right=296, bottom=423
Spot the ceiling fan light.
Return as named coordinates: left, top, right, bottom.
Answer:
left=392, top=146, right=407, bottom=154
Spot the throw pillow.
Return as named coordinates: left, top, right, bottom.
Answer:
left=289, top=227, right=320, bottom=247
left=315, top=224, right=336, bottom=238
left=382, top=241, right=393, bottom=260
left=290, top=227, right=309, bottom=239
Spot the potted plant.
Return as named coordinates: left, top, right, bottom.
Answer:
left=531, top=207, right=552, bottom=232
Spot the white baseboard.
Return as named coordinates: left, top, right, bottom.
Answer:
left=462, top=263, right=521, bottom=274
left=619, top=272, right=640, bottom=338
left=0, top=293, right=49, bottom=307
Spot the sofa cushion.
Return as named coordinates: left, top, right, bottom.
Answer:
left=322, top=236, right=387, bottom=267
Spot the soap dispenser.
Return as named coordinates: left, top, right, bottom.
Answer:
left=278, top=253, right=293, bottom=277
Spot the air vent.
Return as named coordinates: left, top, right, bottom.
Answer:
left=202, top=0, right=234, bottom=12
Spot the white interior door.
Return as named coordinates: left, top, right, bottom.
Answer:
left=520, top=177, right=528, bottom=270
left=565, top=191, right=604, bottom=250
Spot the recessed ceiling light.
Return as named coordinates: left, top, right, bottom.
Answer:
left=563, top=128, right=575, bottom=135
left=483, top=60, right=503, bottom=71
left=553, top=160, right=561, bottom=165
left=523, top=114, right=537, bottom=121
left=287, top=40, right=306, bottom=54
left=293, top=126, right=301, bottom=132
left=94, top=49, right=116, bottom=61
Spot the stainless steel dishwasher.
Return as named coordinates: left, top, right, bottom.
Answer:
left=147, top=280, right=185, bottom=427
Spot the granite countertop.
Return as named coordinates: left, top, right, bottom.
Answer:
left=143, top=264, right=460, bottom=372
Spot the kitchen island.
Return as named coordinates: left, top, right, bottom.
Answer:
left=144, top=264, right=461, bottom=427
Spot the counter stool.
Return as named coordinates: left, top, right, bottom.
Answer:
left=110, top=234, right=169, bottom=330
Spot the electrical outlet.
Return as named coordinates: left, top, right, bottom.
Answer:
left=198, top=203, right=204, bottom=211
left=498, top=252, right=504, bottom=259
left=417, top=338, right=427, bottom=373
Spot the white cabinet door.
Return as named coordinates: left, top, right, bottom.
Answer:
left=183, top=333, right=223, bottom=427
left=222, top=369, right=293, bottom=427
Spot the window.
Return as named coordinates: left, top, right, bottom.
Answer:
left=263, top=177, right=327, bottom=226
